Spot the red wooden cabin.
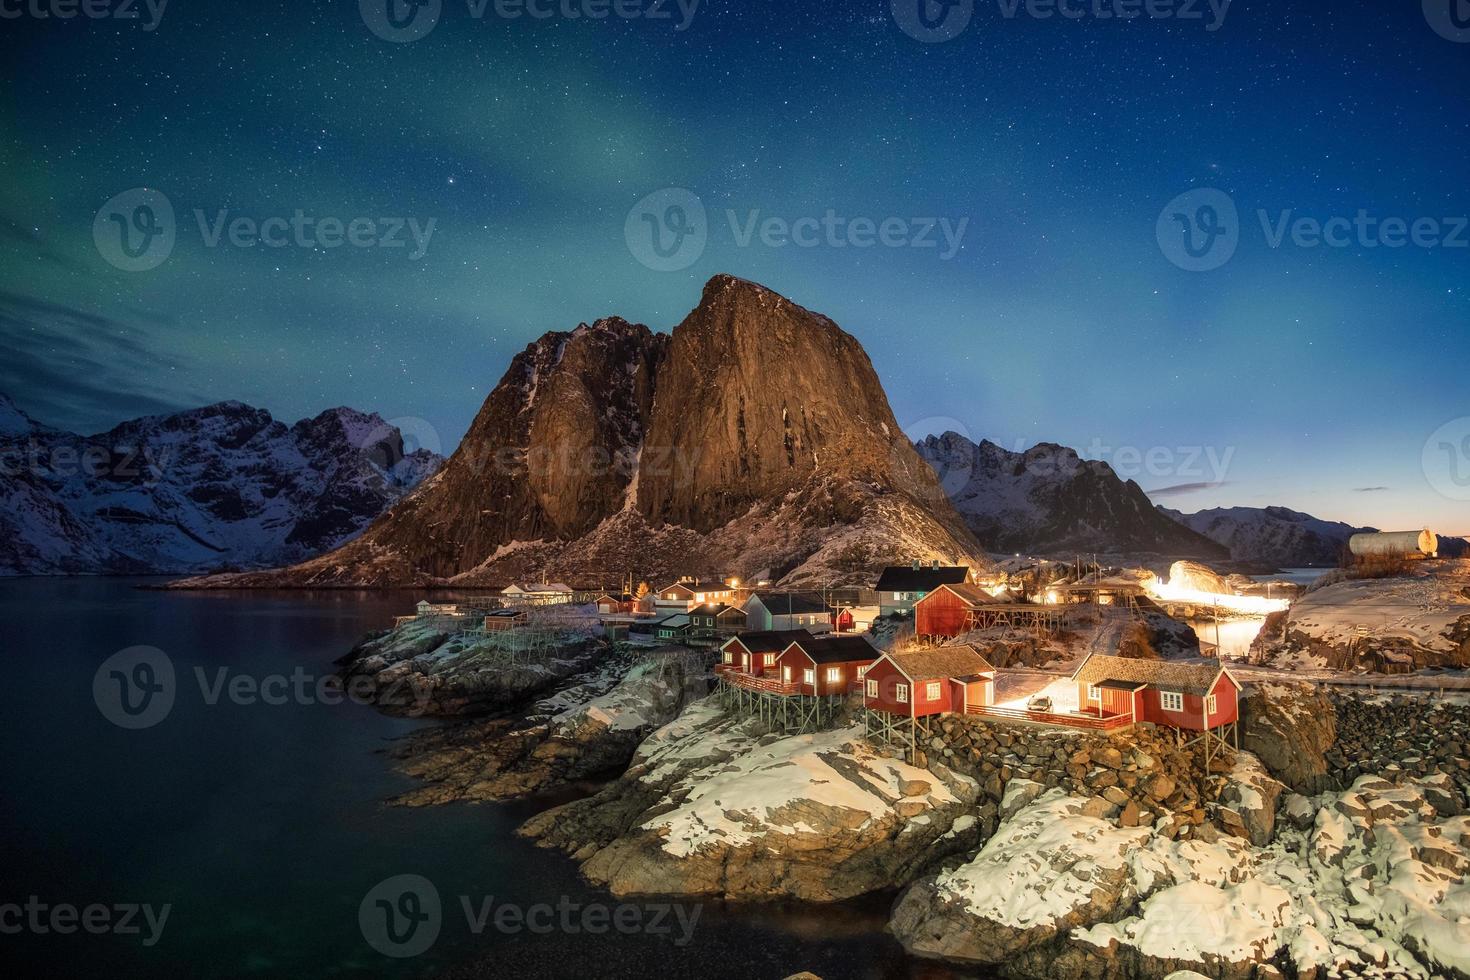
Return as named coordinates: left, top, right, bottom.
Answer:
left=863, top=645, right=996, bottom=717
left=1070, top=654, right=1240, bottom=732
left=771, top=635, right=880, bottom=697
left=718, top=630, right=809, bottom=675
left=913, top=582, right=1005, bottom=638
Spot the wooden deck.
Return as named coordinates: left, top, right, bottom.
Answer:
left=714, top=664, right=799, bottom=696
left=963, top=703, right=1135, bottom=731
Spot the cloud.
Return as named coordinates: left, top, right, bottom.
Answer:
left=1147, top=481, right=1229, bottom=498
left=0, top=290, right=207, bottom=433
left=1352, top=486, right=1389, bottom=493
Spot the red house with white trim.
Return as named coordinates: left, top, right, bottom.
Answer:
left=771, top=635, right=880, bottom=697
left=1070, top=653, right=1240, bottom=733
left=718, top=630, right=809, bottom=676
left=863, top=645, right=996, bottom=718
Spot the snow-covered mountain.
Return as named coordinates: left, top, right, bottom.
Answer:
left=0, top=394, right=442, bottom=575
left=1158, top=505, right=1373, bottom=568
left=915, top=432, right=1227, bottom=560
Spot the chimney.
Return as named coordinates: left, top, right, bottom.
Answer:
left=911, top=559, right=920, bottom=570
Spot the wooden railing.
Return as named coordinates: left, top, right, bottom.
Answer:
left=716, top=665, right=801, bottom=695
left=964, top=703, right=1135, bottom=731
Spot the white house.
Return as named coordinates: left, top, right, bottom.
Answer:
left=744, top=593, right=833, bottom=634
left=653, top=579, right=739, bottom=613
left=501, top=583, right=575, bottom=606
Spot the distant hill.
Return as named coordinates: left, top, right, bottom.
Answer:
left=1158, top=505, right=1374, bottom=568
left=914, top=432, right=1227, bottom=560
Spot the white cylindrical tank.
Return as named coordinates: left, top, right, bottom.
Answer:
left=1348, top=529, right=1438, bottom=557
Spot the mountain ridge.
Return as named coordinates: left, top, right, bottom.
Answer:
left=0, top=397, right=442, bottom=575
left=915, top=431, right=1229, bottom=560
left=173, top=275, right=989, bottom=589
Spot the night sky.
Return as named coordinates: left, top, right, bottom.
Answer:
left=3, top=0, right=1467, bottom=534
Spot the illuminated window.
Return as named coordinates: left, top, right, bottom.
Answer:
left=896, top=683, right=909, bottom=703
left=763, top=653, right=775, bottom=667
left=1160, top=691, right=1184, bottom=712
left=827, top=667, right=842, bottom=683
left=926, top=682, right=942, bottom=700
left=804, top=669, right=815, bottom=685
left=1087, top=684, right=1101, bottom=702
left=857, top=664, right=869, bottom=677
left=866, top=679, right=878, bottom=697
left=722, top=652, right=732, bottom=664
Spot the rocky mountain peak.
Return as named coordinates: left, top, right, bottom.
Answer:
left=182, top=277, right=985, bottom=587
left=916, top=430, right=1226, bottom=559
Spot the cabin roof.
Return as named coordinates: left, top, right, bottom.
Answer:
left=1071, top=653, right=1237, bottom=696
left=875, top=566, right=970, bottom=592
left=882, top=644, right=995, bottom=681
left=688, top=602, right=735, bottom=616
left=724, top=630, right=811, bottom=655
left=505, top=582, right=573, bottom=593
left=923, top=581, right=1001, bottom=607
left=747, top=593, right=829, bottom=615
left=784, top=634, right=880, bottom=664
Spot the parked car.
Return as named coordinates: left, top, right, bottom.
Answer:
left=1026, top=695, right=1053, bottom=713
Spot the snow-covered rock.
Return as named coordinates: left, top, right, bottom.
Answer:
left=522, top=701, right=981, bottom=901
left=893, top=774, right=1470, bottom=980
left=0, top=397, right=441, bottom=575
left=1265, top=563, right=1470, bottom=672
left=387, top=649, right=710, bottom=803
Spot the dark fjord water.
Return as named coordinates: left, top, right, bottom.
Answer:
left=1, top=579, right=980, bottom=979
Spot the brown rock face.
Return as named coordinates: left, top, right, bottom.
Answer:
left=177, top=276, right=984, bottom=587
left=638, top=276, right=950, bottom=533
